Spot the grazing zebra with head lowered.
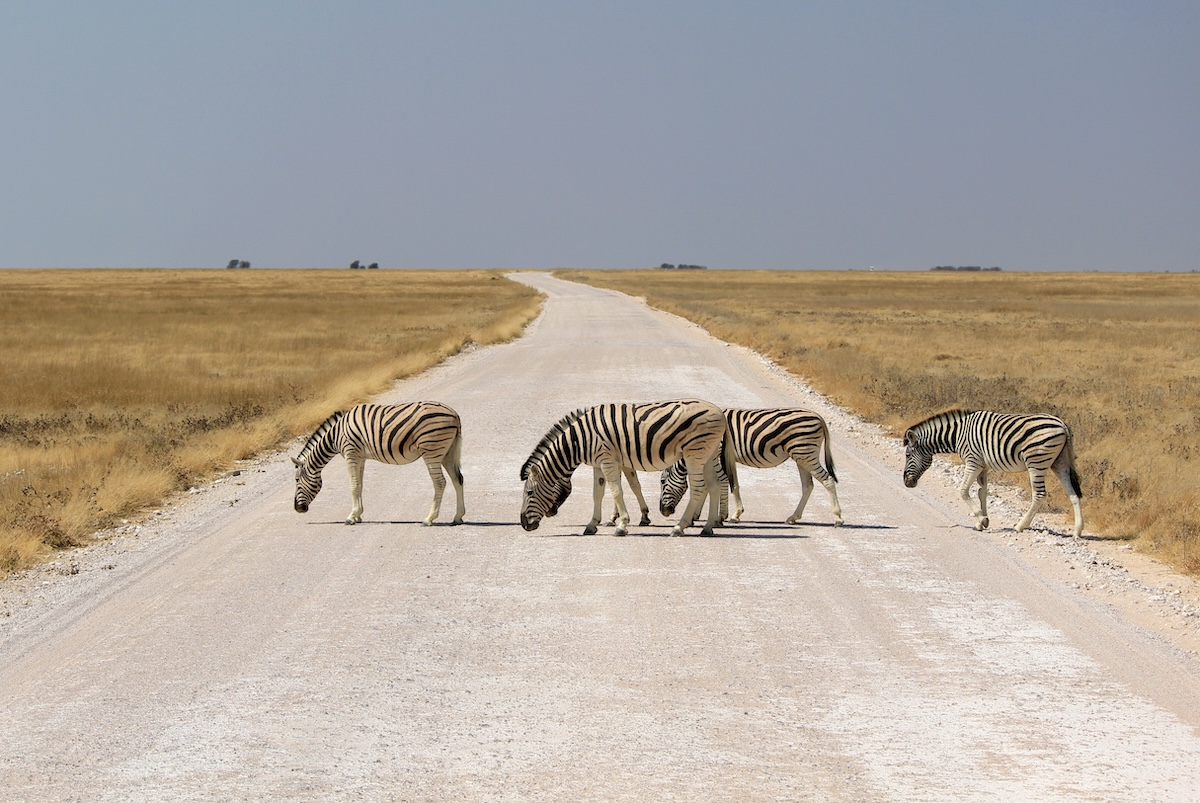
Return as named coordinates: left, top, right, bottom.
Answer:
left=520, top=399, right=734, bottom=536
left=660, top=407, right=843, bottom=526
left=903, top=409, right=1083, bottom=537
left=293, top=401, right=465, bottom=526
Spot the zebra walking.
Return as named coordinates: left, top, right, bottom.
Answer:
left=902, top=409, right=1083, bottom=537
left=520, top=399, right=734, bottom=536
left=293, top=401, right=466, bottom=526
left=660, top=408, right=843, bottom=526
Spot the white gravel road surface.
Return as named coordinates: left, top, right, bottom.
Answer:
left=3, top=272, right=1200, bottom=801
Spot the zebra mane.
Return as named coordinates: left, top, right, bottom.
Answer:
left=520, top=408, right=586, bottom=480
left=904, top=408, right=973, bottom=444
left=296, top=409, right=345, bottom=463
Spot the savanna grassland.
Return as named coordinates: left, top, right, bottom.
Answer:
left=0, top=269, right=540, bottom=575
left=559, top=269, right=1200, bottom=574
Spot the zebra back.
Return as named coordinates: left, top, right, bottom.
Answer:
left=958, top=411, right=1073, bottom=475
left=522, top=400, right=726, bottom=481
left=726, top=408, right=837, bottom=482
left=340, top=402, right=462, bottom=465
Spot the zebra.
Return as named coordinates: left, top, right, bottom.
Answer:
left=660, top=408, right=843, bottom=526
left=902, top=409, right=1083, bottom=537
left=519, top=399, right=734, bottom=536
left=293, top=401, right=465, bottom=526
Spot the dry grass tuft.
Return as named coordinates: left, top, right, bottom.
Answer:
left=0, top=269, right=540, bottom=575
left=560, top=269, right=1200, bottom=574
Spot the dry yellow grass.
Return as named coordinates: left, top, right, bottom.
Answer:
left=559, top=269, right=1200, bottom=574
left=0, top=269, right=541, bottom=575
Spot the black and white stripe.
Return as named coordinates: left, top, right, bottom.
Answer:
left=520, top=399, right=732, bottom=536
left=293, top=401, right=465, bottom=526
left=903, top=409, right=1083, bottom=537
left=659, top=408, right=843, bottom=526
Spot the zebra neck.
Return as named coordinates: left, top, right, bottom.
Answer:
left=545, top=425, right=584, bottom=476
left=299, top=420, right=342, bottom=470
left=924, top=412, right=966, bottom=453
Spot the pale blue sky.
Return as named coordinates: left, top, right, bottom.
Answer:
left=2, top=2, right=1196, bottom=270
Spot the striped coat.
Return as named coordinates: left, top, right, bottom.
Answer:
left=293, top=401, right=465, bottom=525
left=660, top=407, right=843, bottom=525
left=903, top=409, right=1083, bottom=537
left=520, top=399, right=733, bottom=536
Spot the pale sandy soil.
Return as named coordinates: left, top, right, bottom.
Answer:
left=2, top=272, right=1199, bottom=801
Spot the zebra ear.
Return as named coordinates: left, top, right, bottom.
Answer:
left=902, top=429, right=913, bottom=446
left=292, top=456, right=302, bottom=467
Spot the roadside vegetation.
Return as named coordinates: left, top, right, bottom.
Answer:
left=559, top=269, right=1200, bottom=574
left=0, top=269, right=541, bottom=575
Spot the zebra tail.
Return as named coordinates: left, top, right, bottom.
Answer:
left=1065, top=428, right=1082, bottom=498
left=721, top=429, right=739, bottom=496
left=448, top=429, right=465, bottom=486
left=822, top=419, right=838, bottom=483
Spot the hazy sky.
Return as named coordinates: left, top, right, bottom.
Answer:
left=2, top=2, right=1197, bottom=271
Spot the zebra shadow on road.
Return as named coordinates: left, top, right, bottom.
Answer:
left=301, top=519, right=514, bottom=528
left=714, top=520, right=898, bottom=538
left=532, top=521, right=895, bottom=539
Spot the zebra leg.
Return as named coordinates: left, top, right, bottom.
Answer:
left=978, top=470, right=990, bottom=529
left=1051, top=454, right=1084, bottom=538
left=805, top=453, right=843, bottom=526
left=1015, top=467, right=1048, bottom=532
left=585, top=466, right=604, bottom=535
left=823, top=476, right=843, bottom=526
left=624, top=468, right=652, bottom=526
left=345, top=451, right=366, bottom=525
left=601, top=462, right=631, bottom=536
left=786, top=464, right=815, bottom=525
left=727, top=476, right=742, bottom=522
left=959, top=463, right=988, bottom=530
left=422, top=456, right=448, bottom=526
left=601, top=465, right=618, bottom=526
left=673, top=463, right=705, bottom=536
left=699, top=458, right=720, bottom=536
left=444, top=434, right=466, bottom=525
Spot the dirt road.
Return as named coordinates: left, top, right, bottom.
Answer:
left=3, top=272, right=1200, bottom=801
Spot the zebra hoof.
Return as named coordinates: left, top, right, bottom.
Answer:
left=786, top=517, right=799, bottom=525
left=345, top=517, right=360, bottom=525
left=670, top=526, right=685, bottom=537
left=978, top=517, right=990, bottom=530
left=451, top=517, right=464, bottom=526
left=583, top=524, right=598, bottom=535
left=700, top=526, right=715, bottom=537
left=639, top=515, right=651, bottom=526
left=833, top=519, right=844, bottom=527
left=614, top=527, right=628, bottom=537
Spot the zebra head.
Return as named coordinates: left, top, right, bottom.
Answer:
left=519, top=461, right=572, bottom=531
left=292, top=456, right=323, bottom=513
left=903, top=409, right=968, bottom=488
left=658, top=460, right=689, bottom=516
left=902, top=429, right=934, bottom=488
